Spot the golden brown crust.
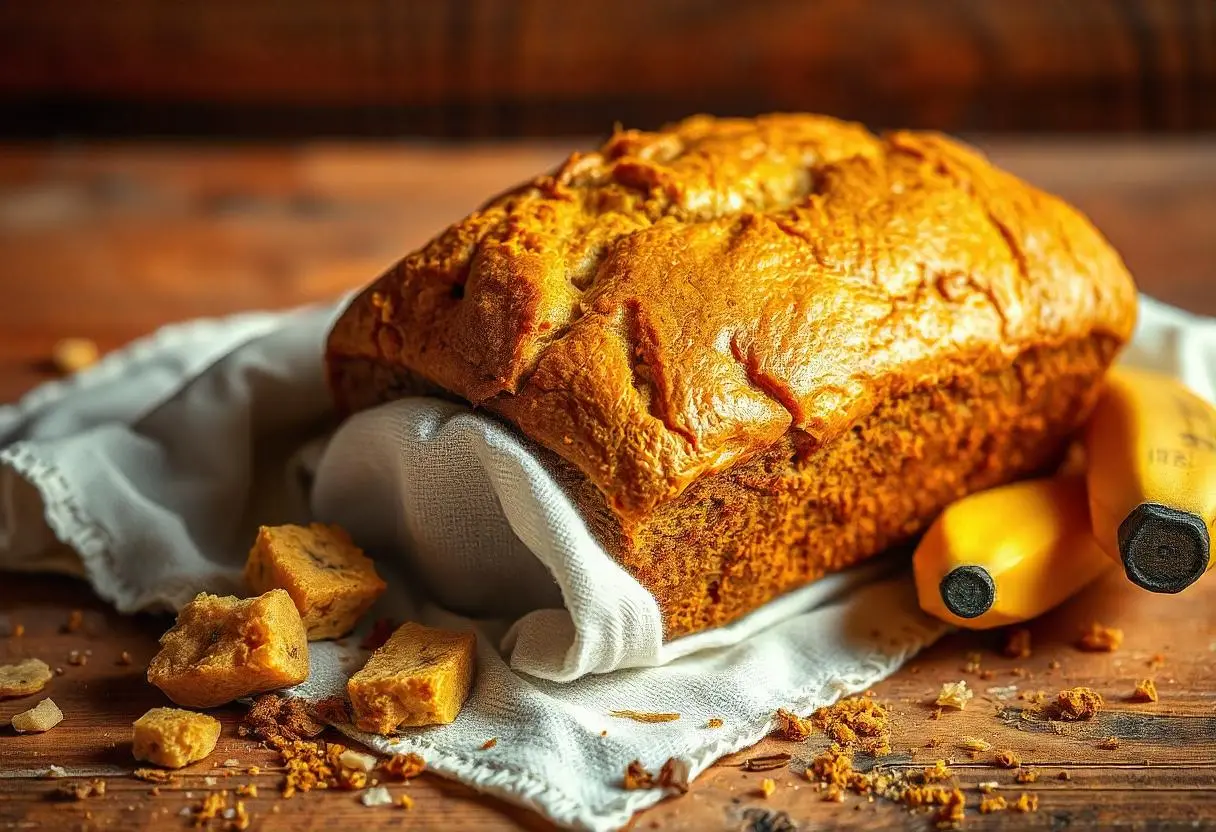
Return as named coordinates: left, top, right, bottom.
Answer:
left=327, top=113, right=1136, bottom=525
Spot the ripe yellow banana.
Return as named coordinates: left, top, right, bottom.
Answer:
left=1084, top=367, right=1216, bottom=593
left=913, top=477, right=1113, bottom=629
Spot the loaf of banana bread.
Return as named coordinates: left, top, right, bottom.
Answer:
left=326, top=114, right=1138, bottom=638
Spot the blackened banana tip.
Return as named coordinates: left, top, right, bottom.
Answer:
left=940, top=565, right=996, bottom=619
left=1118, top=502, right=1211, bottom=594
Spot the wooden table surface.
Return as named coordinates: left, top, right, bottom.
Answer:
left=1, top=138, right=1215, bottom=831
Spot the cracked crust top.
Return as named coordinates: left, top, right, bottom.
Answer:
left=326, top=113, right=1137, bottom=523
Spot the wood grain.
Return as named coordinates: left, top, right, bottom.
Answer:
left=1, top=0, right=1213, bottom=137
left=1, top=139, right=1215, bottom=830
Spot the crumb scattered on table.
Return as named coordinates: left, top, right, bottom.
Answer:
left=1054, top=687, right=1104, bottom=721
left=1131, top=679, right=1158, bottom=703
left=1003, top=629, right=1032, bottom=659
left=0, top=658, right=53, bottom=698
left=706, top=718, right=724, bottom=729
left=1097, top=736, right=1120, bottom=750
left=52, top=779, right=106, bottom=801
left=759, top=778, right=776, bottom=798
left=994, top=749, right=1021, bottom=768
left=811, top=698, right=891, bottom=755
left=936, top=680, right=973, bottom=710
left=980, top=794, right=1008, bottom=814
left=480, top=738, right=497, bottom=750
left=958, top=737, right=991, bottom=752
left=360, top=785, right=393, bottom=807
left=1077, top=622, right=1123, bottom=652
left=1013, top=793, right=1040, bottom=813
left=52, top=338, right=100, bottom=374
left=11, top=698, right=63, bottom=733
left=772, top=708, right=813, bottom=741
left=380, top=753, right=425, bottom=781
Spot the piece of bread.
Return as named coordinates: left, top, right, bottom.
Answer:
left=326, top=114, right=1137, bottom=638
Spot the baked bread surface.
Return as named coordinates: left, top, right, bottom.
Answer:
left=327, top=114, right=1137, bottom=635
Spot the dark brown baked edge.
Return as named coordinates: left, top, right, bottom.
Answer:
left=329, top=333, right=1120, bottom=638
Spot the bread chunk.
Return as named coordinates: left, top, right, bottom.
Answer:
left=148, top=590, right=309, bottom=708
left=11, top=698, right=63, bottom=733
left=327, top=114, right=1138, bottom=636
left=347, top=622, right=476, bottom=733
left=245, top=524, right=386, bottom=640
left=132, top=707, right=221, bottom=768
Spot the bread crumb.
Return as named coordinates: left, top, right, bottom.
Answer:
left=622, top=760, right=655, bottom=790
left=241, top=695, right=324, bottom=743
left=132, top=768, right=176, bottom=784
left=1014, top=767, right=1038, bottom=783
left=222, top=759, right=240, bottom=767
left=1003, top=629, right=1032, bottom=659
left=11, top=623, right=25, bottom=638
left=923, top=760, right=952, bottom=782
left=51, top=779, right=106, bottom=801
left=1131, top=679, right=1158, bottom=703
left=117, top=651, right=133, bottom=666
left=936, top=680, right=973, bottom=710
left=339, top=750, right=378, bottom=773
left=933, top=789, right=966, bottom=827
left=380, top=753, right=425, bottom=781
left=64, top=610, right=84, bottom=633
left=204, top=776, right=218, bottom=786
left=0, top=658, right=53, bottom=697
left=40, top=766, right=67, bottom=779
left=193, top=792, right=227, bottom=824
left=399, top=794, right=414, bottom=810
left=759, top=778, right=777, bottom=798
left=52, top=338, right=100, bottom=374
left=1147, top=653, right=1166, bottom=669
left=773, top=708, right=814, bottom=741
left=11, top=698, right=63, bottom=733
left=1077, top=622, right=1123, bottom=652
left=811, top=698, right=891, bottom=755
left=1097, top=736, right=1120, bottom=750
left=980, top=794, right=1008, bottom=814
left=66, top=650, right=87, bottom=667
left=235, top=784, right=257, bottom=798
left=609, top=709, right=680, bottom=723
left=1013, top=793, right=1040, bottom=813
left=1048, top=659, right=1061, bottom=670
left=994, top=749, right=1021, bottom=768
left=958, top=736, right=991, bottom=752
left=480, top=738, right=497, bottom=750
left=707, top=718, right=724, bottom=729
left=1055, top=687, right=1103, bottom=721
left=360, top=785, right=393, bottom=807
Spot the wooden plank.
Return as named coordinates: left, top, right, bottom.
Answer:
left=3, top=569, right=1215, bottom=830
left=1, top=139, right=1215, bottom=829
left=0, top=0, right=1213, bottom=136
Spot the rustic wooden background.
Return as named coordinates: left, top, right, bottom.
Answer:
left=2, top=0, right=1214, bottom=138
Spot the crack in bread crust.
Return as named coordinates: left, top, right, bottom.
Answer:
left=328, top=114, right=1136, bottom=526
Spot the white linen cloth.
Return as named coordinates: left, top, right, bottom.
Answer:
left=1, top=294, right=1211, bottom=831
